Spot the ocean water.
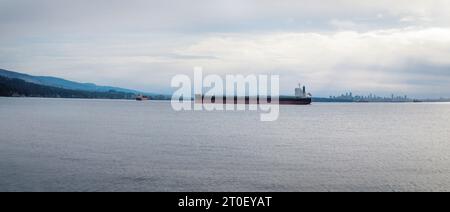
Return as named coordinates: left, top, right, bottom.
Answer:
left=0, top=97, right=450, bottom=192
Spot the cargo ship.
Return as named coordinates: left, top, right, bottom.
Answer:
left=195, top=84, right=312, bottom=105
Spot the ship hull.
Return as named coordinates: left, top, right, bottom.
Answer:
left=195, top=96, right=311, bottom=105
left=136, top=96, right=149, bottom=101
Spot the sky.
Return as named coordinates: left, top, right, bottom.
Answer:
left=1, top=0, right=450, bottom=98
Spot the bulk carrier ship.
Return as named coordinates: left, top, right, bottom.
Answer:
left=195, top=84, right=312, bottom=105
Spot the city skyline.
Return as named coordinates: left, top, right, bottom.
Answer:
left=329, top=92, right=412, bottom=102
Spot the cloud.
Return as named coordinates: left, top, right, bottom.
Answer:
left=168, top=27, right=450, bottom=96
left=330, top=20, right=361, bottom=30
left=1, top=0, right=450, bottom=97
left=1, top=0, right=450, bottom=34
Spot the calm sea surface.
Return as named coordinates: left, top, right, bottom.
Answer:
left=1, top=97, right=450, bottom=191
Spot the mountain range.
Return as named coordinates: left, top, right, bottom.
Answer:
left=0, top=69, right=152, bottom=95
left=0, top=68, right=171, bottom=99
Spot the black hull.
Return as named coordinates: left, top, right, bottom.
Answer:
left=279, top=97, right=312, bottom=105
left=196, top=96, right=311, bottom=105
left=136, top=98, right=149, bottom=101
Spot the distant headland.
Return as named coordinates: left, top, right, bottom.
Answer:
left=0, top=69, right=170, bottom=100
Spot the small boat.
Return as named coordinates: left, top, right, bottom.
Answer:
left=136, top=95, right=150, bottom=101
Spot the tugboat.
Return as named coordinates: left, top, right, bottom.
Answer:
left=136, top=94, right=150, bottom=101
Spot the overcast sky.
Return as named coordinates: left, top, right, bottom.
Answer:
left=1, top=0, right=450, bottom=97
